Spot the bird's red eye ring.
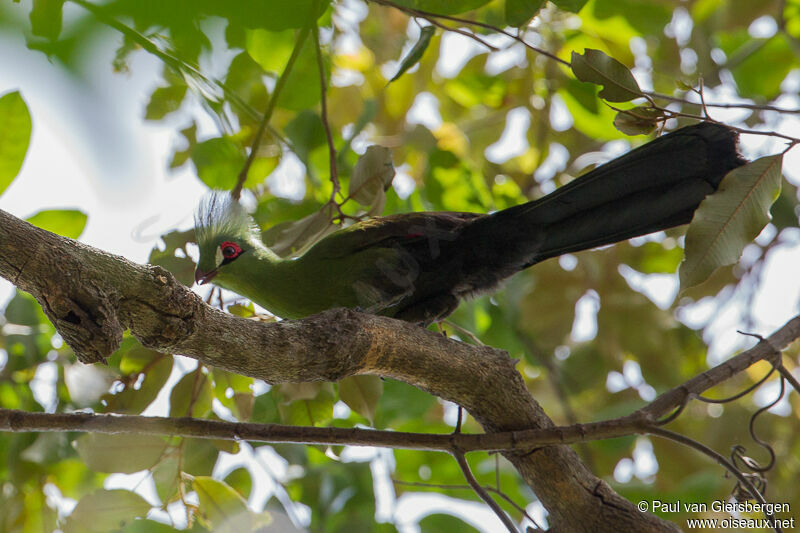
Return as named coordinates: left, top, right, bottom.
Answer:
left=220, top=241, right=243, bottom=259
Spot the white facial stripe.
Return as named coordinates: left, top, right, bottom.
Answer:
left=215, top=247, right=224, bottom=267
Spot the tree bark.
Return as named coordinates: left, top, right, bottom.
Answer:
left=0, top=208, right=678, bottom=531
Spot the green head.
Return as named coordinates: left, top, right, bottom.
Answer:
left=193, top=191, right=262, bottom=286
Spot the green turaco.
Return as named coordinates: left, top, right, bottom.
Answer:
left=194, top=122, right=743, bottom=325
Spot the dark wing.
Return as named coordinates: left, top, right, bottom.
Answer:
left=302, top=211, right=483, bottom=260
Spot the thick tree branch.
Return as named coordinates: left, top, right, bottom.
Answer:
left=0, top=208, right=700, bottom=531
left=3, top=309, right=797, bottom=452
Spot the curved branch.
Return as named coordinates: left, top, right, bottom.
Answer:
left=0, top=208, right=680, bottom=531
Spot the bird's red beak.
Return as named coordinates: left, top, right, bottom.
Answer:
left=194, top=268, right=217, bottom=285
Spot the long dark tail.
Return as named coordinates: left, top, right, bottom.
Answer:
left=464, top=122, right=745, bottom=275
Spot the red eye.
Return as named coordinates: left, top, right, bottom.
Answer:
left=220, top=241, right=242, bottom=259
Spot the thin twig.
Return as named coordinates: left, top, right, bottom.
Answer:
left=232, top=26, right=312, bottom=200
left=70, top=0, right=260, bottom=122
left=311, top=13, right=341, bottom=204
left=776, top=364, right=800, bottom=393
left=647, top=426, right=781, bottom=533
left=393, top=478, right=541, bottom=528
left=645, top=90, right=800, bottom=114
left=370, top=0, right=567, bottom=66
left=452, top=450, right=519, bottom=532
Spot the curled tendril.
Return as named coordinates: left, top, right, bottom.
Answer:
left=697, top=362, right=777, bottom=404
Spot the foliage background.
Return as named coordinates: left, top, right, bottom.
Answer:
left=1, top=0, right=800, bottom=531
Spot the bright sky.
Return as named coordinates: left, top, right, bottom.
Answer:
left=1, top=6, right=800, bottom=533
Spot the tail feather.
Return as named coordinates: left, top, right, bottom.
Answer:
left=463, top=122, right=744, bottom=274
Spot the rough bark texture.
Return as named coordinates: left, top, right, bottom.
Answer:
left=0, top=208, right=678, bottom=532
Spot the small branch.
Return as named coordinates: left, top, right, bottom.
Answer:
left=647, top=426, right=781, bottom=533
left=645, top=91, right=800, bottom=114
left=311, top=14, right=341, bottom=204
left=370, top=0, right=567, bottom=66
left=777, top=363, right=800, bottom=393
left=70, top=0, right=260, bottom=122
left=393, top=478, right=541, bottom=528
left=232, top=26, right=311, bottom=200
left=453, top=450, right=519, bottom=532
left=637, top=316, right=800, bottom=422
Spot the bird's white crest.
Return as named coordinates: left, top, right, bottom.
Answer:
left=194, top=191, right=260, bottom=245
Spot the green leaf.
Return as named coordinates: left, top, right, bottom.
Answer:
left=223, top=468, right=253, bottom=500
left=571, top=49, right=641, bottom=102
left=245, top=29, right=295, bottom=73
left=25, top=209, right=88, bottom=239
left=170, top=370, right=213, bottom=418
left=390, top=0, right=491, bottom=15
left=145, top=84, right=188, bottom=120
left=613, top=106, right=665, bottom=135
left=262, top=205, right=337, bottom=257
left=191, top=137, right=246, bottom=190
left=121, top=519, right=183, bottom=533
left=30, top=0, right=65, bottom=40
left=278, top=382, right=334, bottom=426
left=389, top=26, right=436, bottom=84
left=0, top=91, right=32, bottom=195
left=420, top=513, right=480, bottom=532
left=149, top=228, right=196, bottom=286
left=729, top=33, right=797, bottom=100
left=104, top=355, right=173, bottom=414
left=193, top=476, right=271, bottom=533
left=339, top=375, right=383, bottom=425
left=63, top=490, right=151, bottom=533
left=349, top=145, right=395, bottom=206
left=74, top=433, right=168, bottom=474
left=552, top=0, right=589, bottom=12
left=285, top=110, right=326, bottom=167
left=680, top=155, right=783, bottom=289
left=505, top=0, right=545, bottom=26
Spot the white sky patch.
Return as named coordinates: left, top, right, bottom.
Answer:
left=370, top=448, right=397, bottom=523
left=549, top=93, right=573, bottom=132
left=105, top=471, right=160, bottom=505
left=664, top=7, right=693, bottom=47
left=436, top=32, right=484, bottom=78
left=395, top=492, right=522, bottom=532
left=267, top=151, right=307, bottom=201
left=749, top=15, right=778, bottom=39
left=485, top=41, right=527, bottom=76
left=558, top=254, right=577, bottom=271
left=392, top=164, right=416, bottom=199
left=614, top=457, right=634, bottom=483
left=30, top=361, right=58, bottom=412
left=632, top=437, right=659, bottom=480
left=533, top=143, right=569, bottom=186
left=630, top=36, right=653, bottom=91
left=571, top=290, right=599, bottom=342
left=618, top=265, right=679, bottom=310
left=751, top=237, right=800, bottom=330
left=485, top=107, right=530, bottom=163
left=680, top=47, right=698, bottom=75
left=406, top=91, right=443, bottom=131
left=754, top=377, right=793, bottom=416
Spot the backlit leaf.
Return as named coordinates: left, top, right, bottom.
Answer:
left=194, top=476, right=271, bottom=532
left=63, top=490, right=150, bottom=533
left=0, top=91, right=31, bottom=195
left=571, top=49, right=641, bottom=102
left=505, top=0, right=545, bottom=26
left=680, top=155, right=783, bottom=289
left=339, top=375, right=383, bottom=424
left=613, top=106, right=665, bottom=135
left=349, top=145, right=395, bottom=206
left=388, top=26, right=435, bottom=84
left=26, top=209, right=88, bottom=239
left=74, top=433, right=168, bottom=474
